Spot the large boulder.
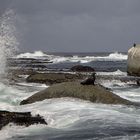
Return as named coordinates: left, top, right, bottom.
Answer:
left=26, top=73, right=85, bottom=85
left=20, top=82, right=133, bottom=105
left=71, top=65, right=95, bottom=72
left=0, top=111, right=47, bottom=130
left=127, top=44, right=140, bottom=76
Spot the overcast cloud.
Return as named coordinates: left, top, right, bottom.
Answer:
left=1, top=0, right=140, bottom=52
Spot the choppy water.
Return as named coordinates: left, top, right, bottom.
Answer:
left=0, top=51, right=139, bottom=140
left=1, top=79, right=140, bottom=140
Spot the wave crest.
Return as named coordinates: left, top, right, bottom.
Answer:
left=108, top=52, right=127, bottom=60
left=15, top=52, right=127, bottom=63
left=16, top=51, right=48, bottom=59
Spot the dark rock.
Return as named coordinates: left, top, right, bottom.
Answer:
left=9, top=69, right=37, bottom=76
left=26, top=73, right=85, bottom=85
left=20, top=82, right=133, bottom=105
left=0, top=110, right=47, bottom=130
left=71, top=65, right=95, bottom=72
left=136, top=80, right=140, bottom=85
left=81, top=78, right=95, bottom=85
left=25, top=64, right=47, bottom=69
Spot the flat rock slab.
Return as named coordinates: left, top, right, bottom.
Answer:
left=26, top=73, right=85, bottom=85
left=20, top=82, right=133, bottom=105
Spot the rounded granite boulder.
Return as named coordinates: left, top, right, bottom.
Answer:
left=20, top=82, right=133, bottom=105
left=127, top=44, right=140, bottom=76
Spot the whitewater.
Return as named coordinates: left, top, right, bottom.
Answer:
left=1, top=9, right=140, bottom=140
left=16, top=51, right=127, bottom=63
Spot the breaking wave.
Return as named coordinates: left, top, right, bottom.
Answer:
left=97, top=69, right=127, bottom=76
left=16, top=51, right=48, bottom=59
left=15, top=51, right=127, bottom=63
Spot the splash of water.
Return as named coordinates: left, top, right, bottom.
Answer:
left=0, top=9, right=18, bottom=76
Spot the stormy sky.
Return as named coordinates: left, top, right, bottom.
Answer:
left=1, top=0, right=140, bottom=52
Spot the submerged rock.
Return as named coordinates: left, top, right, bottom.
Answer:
left=20, top=82, right=133, bottom=105
left=71, top=65, right=95, bottom=72
left=127, top=44, right=140, bottom=76
left=0, top=110, right=47, bottom=130
left=26, top=73, right=85, bottom=85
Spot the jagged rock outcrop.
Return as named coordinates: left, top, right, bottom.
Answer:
left=127, top=44, right=140, bottom=76
left=20, top=82, right=133, bottom=105
left=26, top=73, right=85, bottom=85
left=0, top=111, right=47, bottom=130
left=71, top=65, right=95, bottom=72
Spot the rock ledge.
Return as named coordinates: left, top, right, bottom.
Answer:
left=20, top=82, right=132, bottom=105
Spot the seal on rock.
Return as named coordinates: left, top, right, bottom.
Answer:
left=80, top=72, right=96, bottom=85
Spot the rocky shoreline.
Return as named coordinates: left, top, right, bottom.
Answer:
left=8, top=64, right=140, bottom=107
left=3, top=63, right=140, bottom=130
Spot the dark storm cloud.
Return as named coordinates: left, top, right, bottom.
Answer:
left=1, top=0, right=140, bottom=52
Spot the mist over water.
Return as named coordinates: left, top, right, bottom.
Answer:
left=0, top=9, right=18, bottom=76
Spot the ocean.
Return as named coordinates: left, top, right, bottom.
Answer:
left=1, top=9, right=140, bottom=140
left=0, top=51, right=139, bottom=140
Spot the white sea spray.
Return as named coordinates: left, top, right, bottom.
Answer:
left=0, top=9, right=18, bottom=76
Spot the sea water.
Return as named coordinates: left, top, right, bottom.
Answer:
left=0, top=51, right=139, bottom=140
left=0, top=10, right=140, bottom=140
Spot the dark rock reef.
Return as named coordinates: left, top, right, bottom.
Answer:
left=20, top=82, right=133, bottom=105
left=71, top=65, right=95, bottom=72
left=26, top=73, right=85, bottom=85
left=0, top=110, right=47, bottom=130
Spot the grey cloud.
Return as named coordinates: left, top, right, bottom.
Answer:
left=0, top=0, right=11, bottom=15
left=1, top=0, right=140, bottom=52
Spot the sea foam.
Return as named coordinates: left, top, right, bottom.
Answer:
left=16, top=51, right=47, bottom=59
left=16, top=52, right=127, bottom=64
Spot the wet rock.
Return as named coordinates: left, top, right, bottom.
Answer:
left=0, top=110, right=47, bottom=130
left=71, top=65, right=95, bottom=72
left=24, top=64, right=47, bottom=68
left=26, top=73, right=85, bottom=85
left=127, top=44, right=140, bottom=76
left=23, top=64, right=47, bottom=71
left=7, top=69, right=38, bottom=83
left=20, top=82, right=133, bottom=105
